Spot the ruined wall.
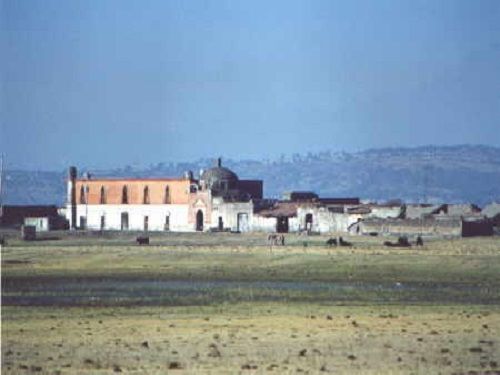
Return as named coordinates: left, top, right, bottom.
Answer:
left=297, top=206, right=363, bottom=233
left=211, top=200, right=254, bottom=232
left=368, top=206, right=402, bottom=219
left=357, top=218, right=462, bottom=237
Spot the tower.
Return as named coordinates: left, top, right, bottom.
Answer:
left=68, top=166, right=77, bottom=229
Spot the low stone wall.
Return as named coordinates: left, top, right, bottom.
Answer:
left=355, top=217, right=462, bottom=237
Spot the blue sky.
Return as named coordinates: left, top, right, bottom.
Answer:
left=2, top=0, right=500, bottom=169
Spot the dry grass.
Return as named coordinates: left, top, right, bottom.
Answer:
left=2, top=235, right=500, bottom=373
left=2, top=304, right=500, bottom=374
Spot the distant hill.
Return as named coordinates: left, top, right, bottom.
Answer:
left=2, top=145, right=500, bottom=207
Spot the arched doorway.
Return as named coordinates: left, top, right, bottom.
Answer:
left=305, top=213, right=313, bottom=232
left=196, top=210, right=204, bottom=231
left=276, top=216, right=289, bottom=233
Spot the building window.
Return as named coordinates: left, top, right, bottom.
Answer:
left=79, top=185, right=86, bottom=204
left=122, top=186, right=128, bottom=204
left=121, top=212, right=129, bottom=230
left=143, top=186, right=150, bottom=204
left=144, top=216, right=149, bottom=231
left=164, top=215, right=170, bottom=231
left=100, top=186, right=106, bottom=204
left=80, top=216, right=87, bottom=229
left=164, top=185, right=170, bottom=204
left=100, top=215, right=105, bottom=230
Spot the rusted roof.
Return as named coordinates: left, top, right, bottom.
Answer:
left=347, top=206, right=372, bottom=214
left=254, top=201, right=298, bottom=218
left=319, top=197, right=360, bottom=205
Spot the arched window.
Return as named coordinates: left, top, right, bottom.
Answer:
left=143, top=186, right=150, bottom=204
left=122, top=186, right=128, bottom=204
left=79, top=185, right=86, bottom=204
left=100, top=186, right=106, bottom=204
left=164, top=185, right=170, bottom=204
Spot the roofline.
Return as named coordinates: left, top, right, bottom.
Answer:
left=74, top=178, right=196, bottom=183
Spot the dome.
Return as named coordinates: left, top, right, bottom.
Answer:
left=201, top=166, right=238, bottom=182
left=200, top=158, right=238, bottom=193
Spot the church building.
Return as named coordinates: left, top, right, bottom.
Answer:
left=66, top=159, right=263, bottom=232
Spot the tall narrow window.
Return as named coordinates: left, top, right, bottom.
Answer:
left=80, top=216, right=87, bottom=229
left=121, top=212, right=129, bottom=230
left=164, top=185, right=170, bottom=204
left=122, top=186, right=128, bottom=204
left=143, top=186, right=150, bottom=204
left=100, top=186, right=106, bottom=204
left=79, top=185, right=86, bottom=204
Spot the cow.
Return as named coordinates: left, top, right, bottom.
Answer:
left=136, top=236, right=149, bottom=245
left=326, top=238, right=337, bottom=247
left=338, top=237, right=353, bottom=247
left=384, top=236, right=411, bottom=248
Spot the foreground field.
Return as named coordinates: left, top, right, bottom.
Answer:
left=2, top=234, right=500, bottom=373
left=3, top=304, right=500, bottom=374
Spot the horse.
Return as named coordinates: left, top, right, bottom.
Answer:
left=268, top=234, right=285, bottom=246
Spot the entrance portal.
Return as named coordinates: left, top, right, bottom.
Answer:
left=305, top=213, right=313, bottom=232
left=276, top=216, right=289, bottom=233
left=196, top=210, right=204, bottom=231
left=237, top=213, right=249, bottom=232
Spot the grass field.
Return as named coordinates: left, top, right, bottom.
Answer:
left=2, top=232, right=500, bottom=374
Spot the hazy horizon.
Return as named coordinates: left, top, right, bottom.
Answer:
left=1, top=143, right=498, bottom=172
left=2, top=0, right=500, bottom=170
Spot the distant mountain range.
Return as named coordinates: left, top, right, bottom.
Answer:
left=2, top=145, right=500, bottom=207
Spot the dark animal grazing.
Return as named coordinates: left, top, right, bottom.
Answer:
left=326, top=238, right=337, bottom=247
left=416, top=236, right=424, bottom=246
left=136, top=236, right=149, bottom=245
left=398, top=236, right=411, bottom=247
left=384, top=236, right=411, bottom=248
left=338, top=237, right=352, bottom=247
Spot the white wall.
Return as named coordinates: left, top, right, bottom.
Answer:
left=368, top=206, right=402, bottom=219
left=297, top=207, right=363, bottom=233
left=24, top=217, right=50, bottom=232
left=210, top=201, right=254, bottom=231
left=69, top=204, right=191, bottom=231
left=251, top=216, right=277, bottom=232
left=251, top=215, right=300, bottom=233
